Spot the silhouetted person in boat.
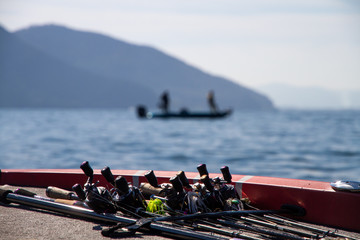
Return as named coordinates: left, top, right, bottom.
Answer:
left=207, top=90, right=218, bottom=113
left=159, top=91, right=169, bottom=113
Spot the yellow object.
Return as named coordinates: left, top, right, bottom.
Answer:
left=146, top=198, right=165, bottom=215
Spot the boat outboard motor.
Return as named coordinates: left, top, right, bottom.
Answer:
left=72, top=161, right=116, bottom=214
left=137, top=105, right=147, bottom=118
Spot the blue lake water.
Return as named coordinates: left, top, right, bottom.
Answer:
left=0, top=109, right=359, bottom=182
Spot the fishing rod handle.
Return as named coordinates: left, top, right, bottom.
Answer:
left=144, top=170, right=158, bottom=188
left=114, top=176, right=129, bottom=194
left=80, top=161, right=93, bottom=178
left=177, top=171, right=191, bottom=188
left=197, top=164, right=208, bottom=177
left=0, top=186, right=13, bottom=204
left=46, top=186, right=79, bottom=200
left=139, top=183, right=165, bottom=198
left=101, top=166, right=115, bottom=185
left=72, top=183, right=86, bottom=201
left=200, top=174, right=214, bottom=192
left=220, top=166, right=232, bottom=183
left=169, top=175, right=184, bottom=193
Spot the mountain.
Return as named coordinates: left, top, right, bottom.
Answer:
left=257, top=83, right=360, bottom=109
left=0, top=26, right=156, bottom=108
left=1, top=24, right=274, bottom=110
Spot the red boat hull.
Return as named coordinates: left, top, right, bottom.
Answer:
left=1, top=169, right=359, bottom=232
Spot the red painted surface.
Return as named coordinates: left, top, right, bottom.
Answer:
left=1, top=169, right=359, bottom=232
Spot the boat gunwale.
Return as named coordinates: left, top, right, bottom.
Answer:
left=1, top=168, right=359, bottom=232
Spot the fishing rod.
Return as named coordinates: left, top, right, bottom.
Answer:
left=142, top=164, right=241, bottom=214
left=28, top=184, right=256, bottom=239
left=12, top=187, right=88, bottom=208
left=3, top=184, right=307, bottom=240
left=102, top=198, right=308, bottom=240
left=2, top=161, right=355, bottom=240
left=194, top=165, right=316, bottom=239
left=6, top=185, right=340, bottom=240
left=205, top=218, right=307, bottom=240
left=197, top=164, right=243, bottom=212
left=46, top=186, right=80, bottom=200
left=131, top=167, right=271, bottom=239
left=102, top=166, right=206, bottom=219
left=137, top=165, right=309, bottom=240
left=48, top=178, right=318, bottom=239
left=101, top=166, right=147, bottom=212
left=246, top=208, right=357, bottom=240
left=233, top=216, right=321, bottom=239
left=72, top=161, right=117, bottom=213
left=0, top=186, right=225, bottom=240
left=169, top=165, right=312, bottom=239
left=142, top=169, right=208, bottom=213
left=12, top=161, right=341, bottom=240
left=102, top=166, right=216, bottom=237
left=103, top=213, right=258, bottom=239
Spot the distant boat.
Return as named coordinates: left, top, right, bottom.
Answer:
left=137, top=106, right=232, bottom=119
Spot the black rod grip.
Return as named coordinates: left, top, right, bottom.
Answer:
left=169, top=175, right=184, bottom=193
left=220, top=166, right=232, bottom=183
left=0, top=186, right=13, bottom=204
left=145, top=170, right=158, bottom=187
left=101, top=166, right=115, bottom=185
left=72, top=183, right=86, bottom=201
left=115, top=176, right=129, bottom=194
left=197, top=164, right=208, bottom=177
left=177, top=171, right=191, bottom=188
left=80, top=161, right=93, bottom=178
left=200, top=175, right=214, bottom=192
left=14, top=188, right=36, bottom=197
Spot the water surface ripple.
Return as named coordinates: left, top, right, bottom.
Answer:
left=0, top=109, right=359, bottom=182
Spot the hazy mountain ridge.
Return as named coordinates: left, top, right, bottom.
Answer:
left=1, top=24, right=274, bottom=110
left=0, top=26, right=156, bottom=108
left=257, top=83, right=360, bottom=109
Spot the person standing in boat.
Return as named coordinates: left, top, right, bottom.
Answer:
left=159, top=90, right=169, bottom=113
left=207, top=90, right=218, bottom=113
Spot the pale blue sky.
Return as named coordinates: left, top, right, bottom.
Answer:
left=1, top=0, right=359, bottom=90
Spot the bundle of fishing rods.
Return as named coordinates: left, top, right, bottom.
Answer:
left=74, top=162, right=241, bottom=215
left=0, top=161, right=355, bottom=240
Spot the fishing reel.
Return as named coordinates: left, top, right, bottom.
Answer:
left=218, top=166, right=242, bottom=210
left=140, top=170, right=184, bottom=212
left=175, top=170, right=209, bottom=214
left=140, top=170, right=180, bottom=211
left=197, top=164, right=242, bottom=211
left=138, top=165, right=242, bottom=214
left=72, top=161, right=117, bottom=214
left=101, top=166, right=147, bottom=213
left=141, top=170, right=208, bottom=214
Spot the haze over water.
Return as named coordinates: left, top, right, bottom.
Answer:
left=1, top=109, right=359, bottom=183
